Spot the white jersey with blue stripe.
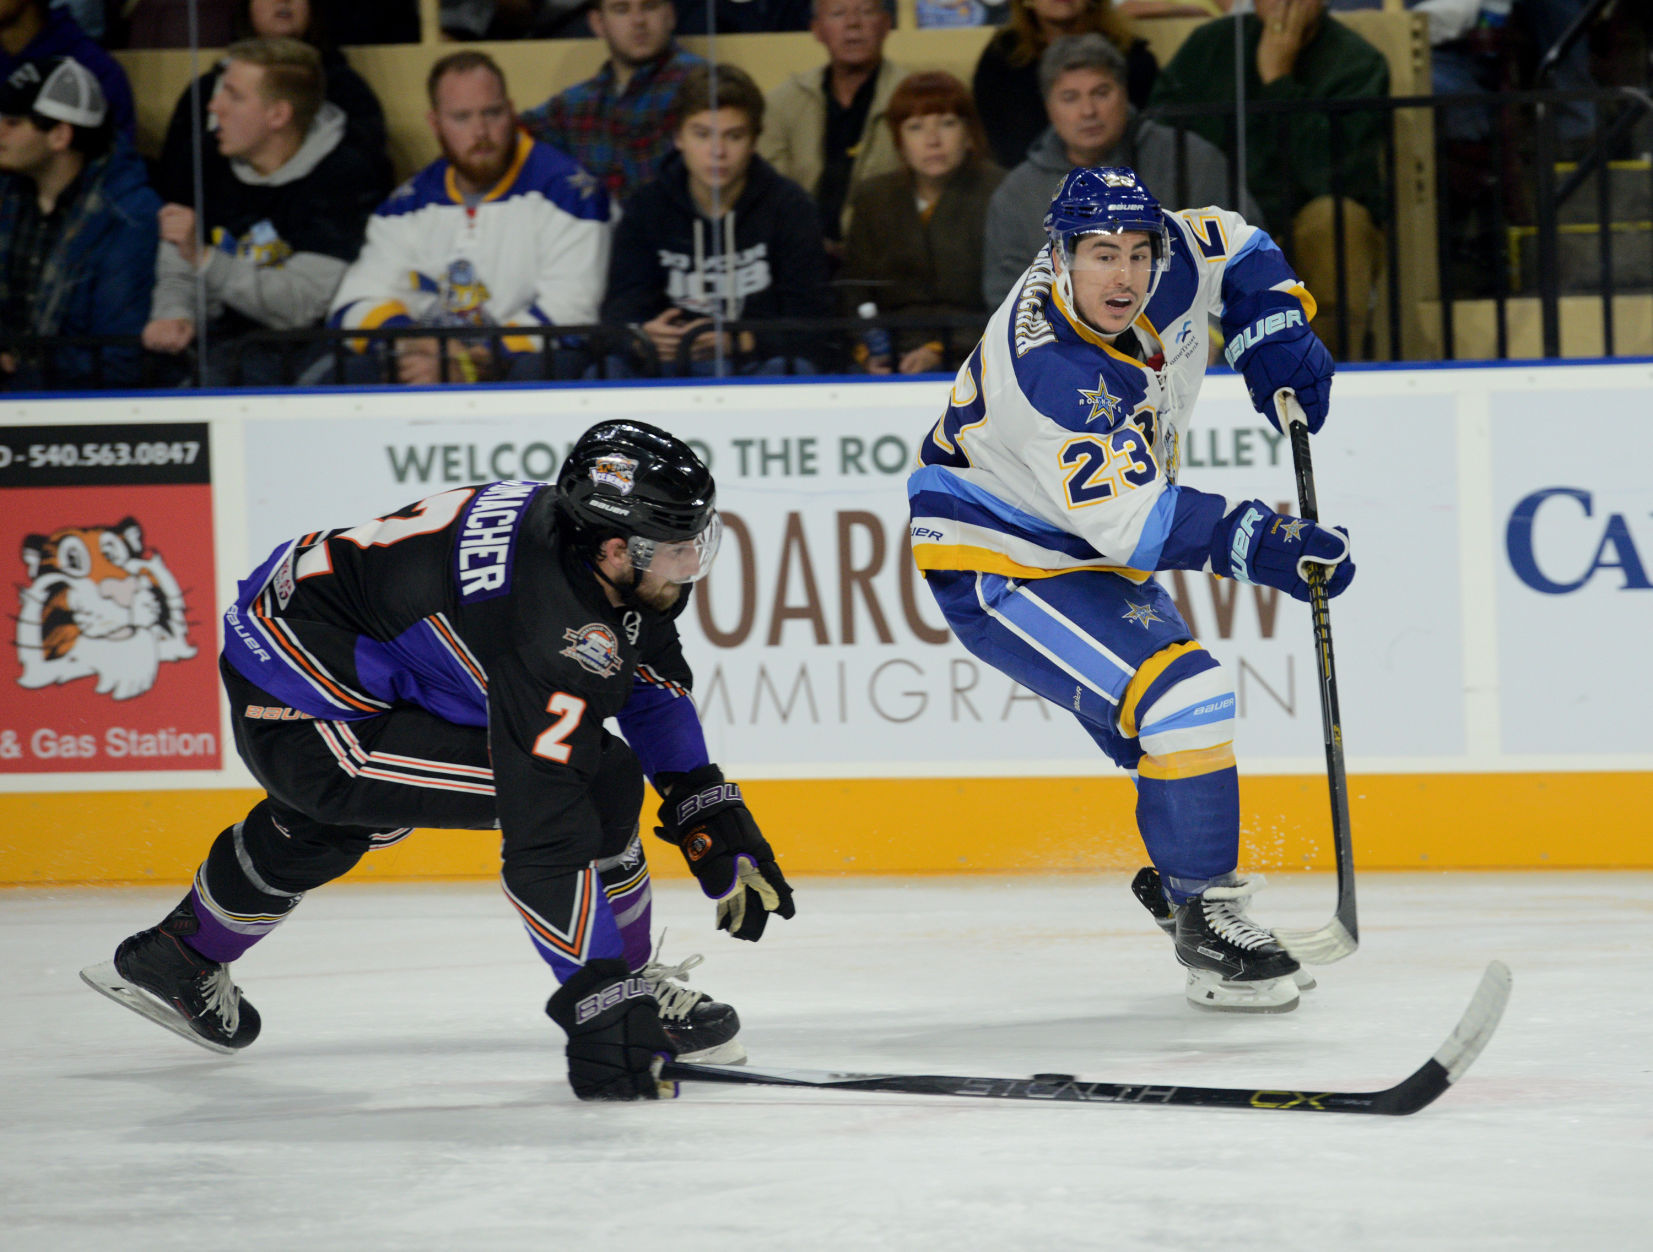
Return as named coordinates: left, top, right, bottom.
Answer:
left=909, top=206, right=1311, bottom=581
left=329, top=133, right=612, bottom=340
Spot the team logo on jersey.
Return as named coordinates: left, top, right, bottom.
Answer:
left=561, top=623, right=624, bottom=677
left=16, top=518, right=198, bottom=701
left=590, top=455, right=638, bottom=496
left=1122, top=601, right=1163, bottom=629
left=1078, top=373, right=1122, bottom=425
left=621, top=610, right=641, bottom=645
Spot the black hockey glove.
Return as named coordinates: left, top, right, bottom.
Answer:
left=545, top=959, right=675, bottom=1101
left=654, top=763, right=796, bottom=941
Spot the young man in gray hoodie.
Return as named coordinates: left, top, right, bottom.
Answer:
left=141, top=36, right=388, bottom=384
left=981, top=33, right=1258, bottom=309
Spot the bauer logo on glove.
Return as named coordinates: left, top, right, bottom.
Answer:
left=654, top=763, right=797, bottom=941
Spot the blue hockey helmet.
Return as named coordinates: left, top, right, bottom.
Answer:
left=1043, top=166, right=1173, bottom=274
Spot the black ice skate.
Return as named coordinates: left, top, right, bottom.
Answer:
left=1173, top=875, right=1303, bottom=1014
left=637, top=945, right=745, bottom=1065
left=1133, top=865, right=1315, bottom=996
left=80, top=897, right=261, bottom=1055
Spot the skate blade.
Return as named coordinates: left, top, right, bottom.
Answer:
left=1185, top=971, right=1301, bottom=1015
left=79, top=960, right=239, bottom=1056
left=674, top=1038, right=748, bottom=1066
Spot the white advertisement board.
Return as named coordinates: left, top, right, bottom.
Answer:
left=4, top=360, right=1649, bottom=792
left=237, top=379, right=1463, bottom=773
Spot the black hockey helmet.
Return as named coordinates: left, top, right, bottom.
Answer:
left=554, top=420, right=721, bottom=583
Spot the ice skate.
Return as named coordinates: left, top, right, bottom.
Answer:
left=80, top=898, right=260, bottom=1054
left=1173, top=875, right=1302, bottom=1014
left=637, top=943, right=745, bottom=1065
left=1132, top=866, right=1315, bottom=993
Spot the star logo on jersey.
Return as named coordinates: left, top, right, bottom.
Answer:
left=1078, top=374, right=1122, bottom=425
left=1277, top=518, right=1308, bottom=542
left=1122, top=601, right=1162, bottom=629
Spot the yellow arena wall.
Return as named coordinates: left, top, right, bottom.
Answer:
left=2, top=770, right=1650, bottom=887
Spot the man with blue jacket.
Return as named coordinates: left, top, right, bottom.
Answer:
left=0, top=56, right=158, bottom=389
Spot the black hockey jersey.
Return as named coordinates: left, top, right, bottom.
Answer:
left=223, top=481, right=709, bottom=846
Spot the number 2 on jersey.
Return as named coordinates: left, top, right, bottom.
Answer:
left=532, top=692, right=588, bottom=763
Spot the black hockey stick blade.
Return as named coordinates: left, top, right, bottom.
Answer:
left=665, top=962, right=1511, bottom=1117
left=1271, top=387, right=1358, bottom=966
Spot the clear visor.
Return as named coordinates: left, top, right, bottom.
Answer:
left=625, top=512, right=723, bottom=584
left=1059, top=226, right=1171, bottom=275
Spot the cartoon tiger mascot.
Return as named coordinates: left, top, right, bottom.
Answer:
left=16, top=518, right=197, bottom=701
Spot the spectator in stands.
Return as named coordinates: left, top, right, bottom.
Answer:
left=758, top=0, right=908, bottom=253
left=141, top=37, right=384, bottom=385
left=982, top=33, right=1248, bottom=306
left=672, top=0, right=811, bottom=34
left=440, top=0, right=590, bottom=39
left=0, top=57, right=158, bottom=389
left=840, top=71, right=1002, bottom=374
left=155, top=0, right=391, bottom=207
left=0, top=0, right=136, bottom=143
left=330, top=51, right=612, bottom=384
left=603, top=63, right=830, bottom=376
left=972, top=0, right=1157, bottom=170
left=521, top=0, right=704, bottom=204
left=1151, top=0, right=1388, bottom=357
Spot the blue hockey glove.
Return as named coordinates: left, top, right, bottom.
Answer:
left=1223, top=297, right=1334, bottom=433
left=1211, top=500, right=1355, bottom=602
left=654, top=764, right=796, bottom=941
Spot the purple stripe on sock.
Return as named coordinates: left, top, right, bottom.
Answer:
left=183, top=886, right=271, bottom=964
left=608, top=878, right=653, bottom=972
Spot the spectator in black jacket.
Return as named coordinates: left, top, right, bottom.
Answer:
left=154, top=0, right=391, bottom=206
left=972, top=0, right=1156, bottom=170
left=141, top=37, right=387, bottom=385
left=602, top=63, right=831, bottom=377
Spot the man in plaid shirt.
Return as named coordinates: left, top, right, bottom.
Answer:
left=520, top=0, right=704, bottom=206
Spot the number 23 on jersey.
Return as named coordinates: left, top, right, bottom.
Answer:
left=1059, top=427, right=1157, bottom=508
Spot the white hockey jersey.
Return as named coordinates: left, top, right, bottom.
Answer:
left=329, top=133, right=611, bottom=346
left=908, top=206, right=1313, bottom=582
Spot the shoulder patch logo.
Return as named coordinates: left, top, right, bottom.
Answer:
left=590, top=455, right=638, bottom=496
left=1078, top=373, right=1122, bottom=425
left=561, top=623, right=624, bottom=677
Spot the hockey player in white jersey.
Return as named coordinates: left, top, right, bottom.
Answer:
left=908, top=166, right=1355, bottom=1013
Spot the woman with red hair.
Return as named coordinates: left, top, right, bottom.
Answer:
left=840, top=71, right=1003, bottom=374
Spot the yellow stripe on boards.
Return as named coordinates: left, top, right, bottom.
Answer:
left=3, top=772, right=1651, bottom=885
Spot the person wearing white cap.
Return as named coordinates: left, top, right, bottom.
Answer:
left=0, top=56, right=160, bottom=388
left=0, top=0, right=136, bottom=143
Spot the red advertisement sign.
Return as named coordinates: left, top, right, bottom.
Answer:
left=0, top=424, right=220, bottom=773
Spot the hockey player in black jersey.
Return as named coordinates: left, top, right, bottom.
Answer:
left=81, top=420, right=795, bottom=1101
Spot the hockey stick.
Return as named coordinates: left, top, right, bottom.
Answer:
left=664, top=961, right=1511, bottom=1116
left=1268, top=388, right=1358, bottom=965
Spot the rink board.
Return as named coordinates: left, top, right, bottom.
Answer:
left=3, top=361, right=1651, bottom=882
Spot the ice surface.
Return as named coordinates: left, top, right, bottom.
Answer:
left=4, top=872, right=1650, bottom=1250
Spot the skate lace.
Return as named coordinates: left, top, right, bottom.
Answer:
left=196, top=965, right=241, bottom=1035
left=636, top=937, right=707, bottom=1024
left=1202, top=878, right=1275, bottom=952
